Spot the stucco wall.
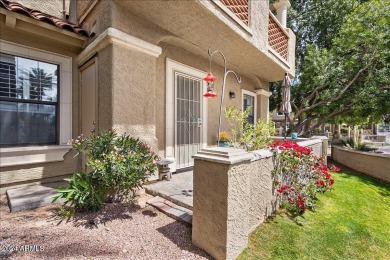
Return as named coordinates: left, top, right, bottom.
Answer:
left=79, top=0, right=112, bottom=44
left=192, top=151, right=276, bottom=260
left=332, top=146, right=390, bottom=183
left=111, top=44, right=158, bottom=148
left=156, top=43, right=269, bottom=154
left=14, top=0, right=69, bottom=18
left=193, top=138, right=326, bottom=259
left=0, top=27, right=81, bottom=193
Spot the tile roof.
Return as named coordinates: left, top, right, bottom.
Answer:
left=0, top=0, right=88, bottom=37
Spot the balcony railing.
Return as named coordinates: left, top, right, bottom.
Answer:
left=268, top=12, right=289, bottom=61
left=220, top=0, right=249, bottom=25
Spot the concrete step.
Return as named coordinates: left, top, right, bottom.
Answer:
left=6, top=182, right=66, bottom=212
left=146, top=196, right=192, bottom=225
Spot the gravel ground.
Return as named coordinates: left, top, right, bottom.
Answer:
left=0, top=195, right=211, bottom=260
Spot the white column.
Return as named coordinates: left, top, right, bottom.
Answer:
left=273, top=0, right=291, bottom=28
left=255, top=89, right=272, bottom=123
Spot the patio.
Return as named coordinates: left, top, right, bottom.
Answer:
left=145, top=171, right=194, bottom=210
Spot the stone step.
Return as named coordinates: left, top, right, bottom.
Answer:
left=146, top=196, right=192, bottom=225
left=6, top=182, right=66, bottom=212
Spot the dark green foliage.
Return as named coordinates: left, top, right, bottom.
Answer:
left=52, top=172, right=105, bottom=212
left=52, top=130, right=158, bottom=212
left=271, top=0, right=390, bottom=135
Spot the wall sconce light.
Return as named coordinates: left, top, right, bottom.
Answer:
left=229, top=91, right=236, bottom=98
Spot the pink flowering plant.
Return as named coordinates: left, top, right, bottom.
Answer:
left=53, top=130, right=158, bottom=212
left=271, top=140, right=335, bottom=216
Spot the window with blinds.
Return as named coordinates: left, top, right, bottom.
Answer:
left=243, top=93, right=255, bottom=125
left=0, top=53, right=59, bottom=146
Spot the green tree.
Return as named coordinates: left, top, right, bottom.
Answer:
left=272, top=0, right=390, bottom=135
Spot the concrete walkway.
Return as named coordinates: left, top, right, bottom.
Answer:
left=6, top=181, right=66, bottom=212
left=145, top=170, right=193, bottom=210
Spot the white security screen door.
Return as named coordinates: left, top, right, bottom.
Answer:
left=175, top=72, right=203, bottom=169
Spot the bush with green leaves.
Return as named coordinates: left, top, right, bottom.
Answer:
left=341, top=126, right=377, bottom=152
left=342, top=138, right=377, bottom=152
left=224, top=106, right=275, bottom=151
left=53, top=130, right=158, bottom=212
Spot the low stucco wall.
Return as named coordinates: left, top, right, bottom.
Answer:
left=192, top=150, right=275, bottom=260
left=332, top=146, right=390, bottom=183
left=192, top=138, right=325, bottom=260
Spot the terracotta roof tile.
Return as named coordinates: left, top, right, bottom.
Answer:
left=0, top=0, right=88, bottom=37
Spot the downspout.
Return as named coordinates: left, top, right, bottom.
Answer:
left=62, top=0, right=66, bottom=20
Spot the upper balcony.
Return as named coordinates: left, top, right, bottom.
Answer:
left=110, top=0, right=295, bottom=81
left=218, top=0, right=294, bottom=72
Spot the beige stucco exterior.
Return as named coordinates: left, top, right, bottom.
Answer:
left=192, top=138, right=325, bottom=259
left=0, top=0, right=296, bottom=192
left=332, top=146, right=390, bottom=183
left=0, top=10, right=85, bottom=193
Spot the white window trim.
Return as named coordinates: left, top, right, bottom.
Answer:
left=0, top=40, right=72, bottom=167
left=166, top=59, right=208, bottom=171
left=242, top=89, right=257, bottom=125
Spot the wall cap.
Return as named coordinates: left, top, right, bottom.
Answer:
left=0, top=145, right=72, bottom=167
left=311, top=135, right=329, bottom=140
left=193, top=147, right=254, bottom=165
left=333, top=145, right=390, bottom=159
left=77, top=27, right=162, bottom=64
left=255, top=89, right=272, bottom=97
left=273, top=0, right=291, bottom=10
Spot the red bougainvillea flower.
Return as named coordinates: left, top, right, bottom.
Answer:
left=329, top=165, right=341, bottom=172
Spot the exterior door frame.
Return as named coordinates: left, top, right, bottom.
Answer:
left=166, top=59, right=208, bottom=171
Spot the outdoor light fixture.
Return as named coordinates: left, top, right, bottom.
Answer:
left=229, top=91, right=236, bottom=98
left=203, top=72, right=217, bottom=98
left=203, top=48, right=241, bottom=146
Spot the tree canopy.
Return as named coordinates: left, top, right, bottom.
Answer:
left=270, top=0, right=390, bottom=135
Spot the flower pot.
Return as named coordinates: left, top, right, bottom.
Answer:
left=217, top=141, right=229, bottom=147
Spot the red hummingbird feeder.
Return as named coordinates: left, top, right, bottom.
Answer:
left=203, top=72, right=217, bottom=98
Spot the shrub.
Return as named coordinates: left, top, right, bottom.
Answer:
left=342, top=138, right=377, bottom=152
left=224, top=106, right=275, bottom=151
left=271, top=140, right=335, bottom=216
left=53, top=130, right=158, bottom=212
left=218, top=131, right=230, bottom=142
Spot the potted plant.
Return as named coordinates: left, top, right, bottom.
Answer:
left=217, top=131, right=230, bottom=147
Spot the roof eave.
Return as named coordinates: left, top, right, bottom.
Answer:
left=0, top=8, right=87, bottom=49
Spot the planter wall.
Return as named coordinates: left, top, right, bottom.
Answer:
left=192, top=138, right=325, bottom=260
left=332, top=146, right=390, bottom=183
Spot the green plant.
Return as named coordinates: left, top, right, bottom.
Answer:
left=238, top=169, right=390, bottom=260
left=271, top=140, right=335, bottom=216
left=53, top=172, right=106, bottom=212
left=52, top=130, right=158, bottom=212
left=218, top=131, right=230, bottom=142
left=341, top=132, right=378, bottom=152
left=58, top=206, right=75, bottom=219
left=224, top=106, right=275, bottom=151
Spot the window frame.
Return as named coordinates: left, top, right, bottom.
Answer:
left=0, top=53, right=60, bottom=147
left=242, top=89, right=257, bottom=125
left=0, top=40, right=72, bottom=167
